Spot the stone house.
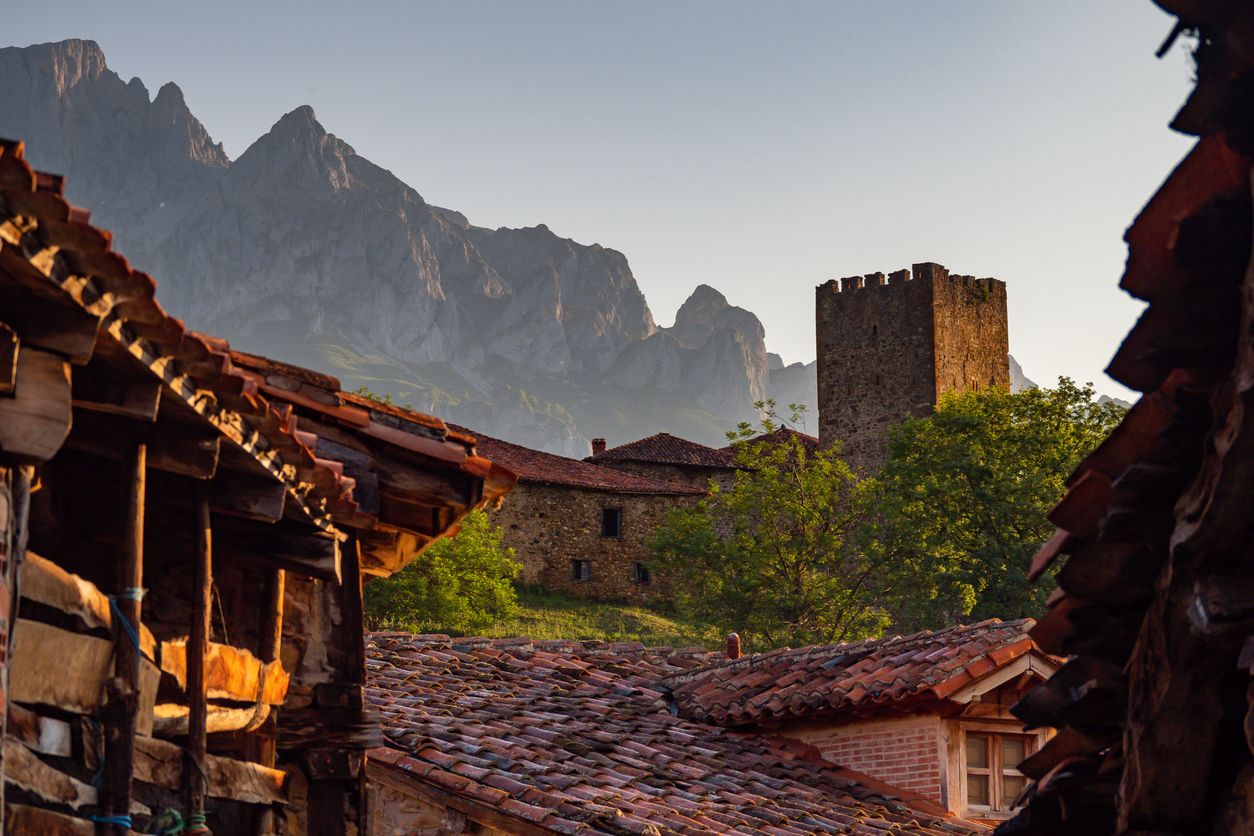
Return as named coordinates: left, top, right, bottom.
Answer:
left=364, top=633, right=984, bottom=835
left=459, top=429, right=706, bottom=601
left=665, top=619, right=1056, bottom=826
left=585, top=432, right=736, bottom=488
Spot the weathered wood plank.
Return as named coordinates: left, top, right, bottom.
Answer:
left=10, top=618, right=112, bottom=713
left=0, top=346, right=71, bottom=463
left=132, top=735, right=287, bottom=805
left=71, top=358, right=161, bottom=421
left=152, top=701, right=270, bottom=737
left=19, top=551, right=157, bottom=659
left=4, top=803, right=94, bottom=836
left=2, top=737, right=96, bottom=809
left=187, top=492, right=212, bottom=816
left=8, top=703, right=71, bottom=757
left=217, top=517, right=342, bottom=582
left=160, top=638, right=289, bottom=706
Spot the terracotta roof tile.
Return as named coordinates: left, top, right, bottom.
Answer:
left=449, top=426, right=706, bottom=495
left=367, top=634, right=981, bottom=835
left=666, top=620, right=1045, bottom=725
left=587, top=433, right=735, bottom=469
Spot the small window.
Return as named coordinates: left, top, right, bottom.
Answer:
left=964, top=732, right=1032, bottom=816
left=571, top=560, right=591, bottom=581
left=633, top=563, right=651, bottom=585
left=871, top=324, right=878, bottom=338
left=601, top=508, right=623, bottom=538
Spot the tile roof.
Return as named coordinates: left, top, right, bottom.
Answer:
left=721, top=426, right=822, bottom=456
left=367, top=634, right=982, bottom=835
left=666, top=619, right=1042, bottom=726
left=0, top=135, right=511, bottom=574
left=587, top=433, right=734, bottom=469
left=451, top=427, right=707, bottom=496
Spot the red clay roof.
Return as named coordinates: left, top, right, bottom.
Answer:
left=587, top=433, right=734, bottom=469
left=666, top=619, right=1043, bottom=726
left=367, top=634, right=982, bottom=835
left=721, top=426, right=822, bottom=455
left=452, top=427, right=707, bottom=496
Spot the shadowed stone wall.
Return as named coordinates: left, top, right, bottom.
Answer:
left=491, top=483, right=699, bottom=601
left=815, top=262, right=1009, bottom=469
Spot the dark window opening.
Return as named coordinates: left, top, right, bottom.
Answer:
left=602, top=507, right=623, bottom=538
left=571, top=560, right=591, bottom=581
left=633, top=563, right=651, bottom=585
left=871, top=324, right=878, bottom=338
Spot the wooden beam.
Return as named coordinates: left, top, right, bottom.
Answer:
left=0, top=281, right=100, bottom=364
left=254, top=566, right=285, bottom=836
left=0, top=321, right=17, bottom=394
left=217, top=517, right=342, bottom=582
left=65, top=408, right=221, bottom=480
left=71, top=356, right=161, bottom=421
left=344, top=535, right=366, bottom=683
left=132, top=735, right=287, bottom=806
left=101, top=440, right=145, bottom=833
left=0, top=346, right=71, bottom=463
left=186, top=490, right=212, bottom=818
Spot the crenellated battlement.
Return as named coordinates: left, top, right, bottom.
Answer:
left=815, top=261, right=1010, bottom=470
left=817, top=262, right=1003, bottom=297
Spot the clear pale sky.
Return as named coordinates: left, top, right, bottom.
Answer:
left=7, top=1, right=1195, bottom=397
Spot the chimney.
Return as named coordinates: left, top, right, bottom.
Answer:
left=591, top=438, right=607, bottom=456
left=726, top=632, right=741, bottom=660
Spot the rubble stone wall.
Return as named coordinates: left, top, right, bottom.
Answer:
left=491, top=483, right=698, bottom=602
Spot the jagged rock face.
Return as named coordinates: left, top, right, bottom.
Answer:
left=767, top=360, right=818, bottom=422
left=0, top=39, right=799, bottom=452
left=606, top=284, right=770, bottom=422
left=1008, top=354, right=1037, bottom=393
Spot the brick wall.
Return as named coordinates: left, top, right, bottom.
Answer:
left=787, top=715, right=944, bottom=805
left=491, top=483, right=699, bottom=601
left=815, top=262, right=1009, bottom=469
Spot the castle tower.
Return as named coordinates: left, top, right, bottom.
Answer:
left=815, top=262, right=1009, bottom=469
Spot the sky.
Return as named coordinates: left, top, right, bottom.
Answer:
left=6, top=1, right=1196, bottom=397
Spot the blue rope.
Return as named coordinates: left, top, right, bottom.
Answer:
left=90, top=814, right=133, bottom=827
left=109, top=595, right=142, bottom=651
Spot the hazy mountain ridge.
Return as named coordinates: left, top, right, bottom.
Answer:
left=7, top=39, right=1056, bottom=454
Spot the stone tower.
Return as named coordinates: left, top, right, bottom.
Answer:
left=815, top=262, right=1009, bottom=468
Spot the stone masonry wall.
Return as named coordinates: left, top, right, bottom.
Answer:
left=491, top=483, right=700, bottom=602
left=785, top=714, right=945, bottom=806
left=815, top=262, right=1008, bottom=469
left=594, top=460, right=732, bottom=490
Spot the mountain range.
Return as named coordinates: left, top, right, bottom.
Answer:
left=0, top=39, right=831, bottom=453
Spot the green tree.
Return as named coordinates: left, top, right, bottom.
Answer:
left=364, top=510, right=520, bottom=634
left=872, top=378, right=1125, bottom=629
left=649, top=405, right=890, bottom=649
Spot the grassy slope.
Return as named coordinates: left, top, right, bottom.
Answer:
left=484, top=587, right=717, bottom=647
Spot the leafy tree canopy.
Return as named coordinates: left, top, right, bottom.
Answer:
left=649, top=403, right=891, bottom=649
left=364, top=509, right=520, bottom=634
left=872, top=378, right=1125, bottom=630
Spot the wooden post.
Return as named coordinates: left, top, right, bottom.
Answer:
left=185, top=490, right=211, bottom=829
left=102, top=442, right=145, bottom=833
left=254, top=567, right=284, bottom=835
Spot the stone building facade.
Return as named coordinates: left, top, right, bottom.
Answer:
left=586, top=432, right=737, bottom=490
left=815, top=261, right=1009, bottom=469
left=462, top=429, right=706, bottom=602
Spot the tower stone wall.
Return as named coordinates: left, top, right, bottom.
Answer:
left=815, top=262, right=1009, bottom=468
